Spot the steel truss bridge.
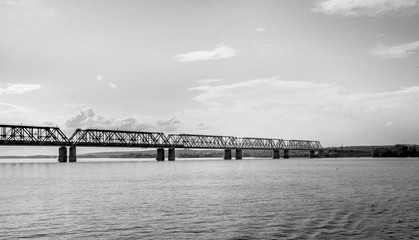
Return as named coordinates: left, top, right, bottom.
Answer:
left=0, top=124, right=323, bottom=162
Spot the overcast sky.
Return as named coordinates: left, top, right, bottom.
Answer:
left=1, top=0, right=419, bottom=155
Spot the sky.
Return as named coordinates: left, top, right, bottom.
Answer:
left=1, top=0, right=419, bottom=155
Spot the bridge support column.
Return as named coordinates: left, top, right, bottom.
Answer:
left=58, top=146, right=67, bottom=163
left=69, top=146, right=77, bottom=162
left=273, top=149, right=280, bottom=159
left=283, top=149, right=290, bottom=159
left=156, top=148, right=165, bottom=161
left=309, top=150, right=315, bottom=158
left=224, top=149, right=232, bottom=160
left=235, top=149, right=242, bottom=160
left=168, top=148, right=175, bottom=161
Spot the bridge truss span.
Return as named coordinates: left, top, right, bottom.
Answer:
left=285, top=140, right=323, bottom=150
left=0, top=124, right=70, bottom=146
left=68, top=128, right=180, bottom=148
left=167, top=134, right=239, bottom=149
left=240, top=137, right=286, bottom=150
left=167, top=134, right=321, bottom=150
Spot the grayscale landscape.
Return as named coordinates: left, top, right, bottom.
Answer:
left=1, top=0, right=418, bottom=239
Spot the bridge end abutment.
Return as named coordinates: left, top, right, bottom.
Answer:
left=58, top=146, right=67, bottom=162
left=224, top=149, right=232, bottom=160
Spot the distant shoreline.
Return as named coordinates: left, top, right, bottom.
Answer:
left=1, top=145, right=417, bottom=159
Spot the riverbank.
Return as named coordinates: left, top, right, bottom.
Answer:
left=2, top=145, right=418, bottom=159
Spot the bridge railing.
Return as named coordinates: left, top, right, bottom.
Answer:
left=0, top=124, right=70, bottom=146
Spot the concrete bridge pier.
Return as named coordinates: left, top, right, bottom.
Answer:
left=156, top=148, right=165, bottom=161
left=224, top=149, right=232, bottom=160
left=283, top=149, right=290, bottom=159
left=58, top=146, right=67, bottom=162
left=168, top=148, right=175, bottom=161
left=235, top=149, right=242, bottom=160
left=69, top=146, right=77, bottom=162
left=309, top=150, right=315, bottom=158
left=273, top=149, right=280, bottom=159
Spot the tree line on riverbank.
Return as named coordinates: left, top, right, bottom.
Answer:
left=372, top=144, right=418, bottom=158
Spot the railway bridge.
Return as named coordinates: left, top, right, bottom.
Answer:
left=0, top=124, right=323, bottom=162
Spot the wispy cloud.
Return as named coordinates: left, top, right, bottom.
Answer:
left=255, top=26, right=277, bottom=32
left=187, top=77, right=419, bottom=145
left=0, top=103, right=28, bottom=113
left=198, top=79, right=223, bottom=85
left=0, top=0, right=35, bottom=8
left=313, top=0, right=418, bottom=17
left=371, top=40, right=419, bottom=59
left=173, top=44, right=238, bottom=62
left=0, top=83, right=41, bottom=95
left=109, top=83, right=117, bottom=89
left=0, top=0, right=56, bottom=17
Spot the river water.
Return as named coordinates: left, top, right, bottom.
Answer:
left=0, top=158, right=418, bottom=239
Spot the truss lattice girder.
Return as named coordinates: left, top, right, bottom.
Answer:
left=285, top=140, right=323, bottom=150
left=0, top=124, right=323, bottom=150
left=0, top=124, right=70, bottom=146
left=167, top=134, right=322, bottom=150
left=68, top=129, right=181, bottom=148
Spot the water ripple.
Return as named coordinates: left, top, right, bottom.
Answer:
left=0, top=158, right=418, bottom=239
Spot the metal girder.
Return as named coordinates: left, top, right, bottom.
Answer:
left=0, top=124, right=323, bottom=150
left=285, top=140, right=323, bottom=150
left=68, top=128, right=180, bottom=148
left=0, top=124, right=70, bottom=146
left=240, top=137, right=286, bottom=149
left=167, top=134, right=321, bottom=150
left=167, top=134, right=238, bottom=149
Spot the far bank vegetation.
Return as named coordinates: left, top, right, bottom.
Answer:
left=372, top=144, right=418, bottom=158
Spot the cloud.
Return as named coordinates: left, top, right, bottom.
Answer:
left=255, top=27, right=266, bottom=32
left=0, top=0, right=35, bottom=8
left=313, top=0, right=419, bottom=17
left=0, top=0, right=56, bottom=17
left=255, top=26, right=277, bottom=32
left=189, top=78, right=341, bottom=108
left=198, top=79, right=223, bottom=85
left=109, top=83, right=117, bottom=88
left=65, top=108, right=181, bottom=132
left=0, top=83, right=41, bottom=95
left=370, top=40, right=419, bottom=59
left=173, top=44, right=238, bottom=62
left=55, top=79, right=419, bottom=146
left=196, top=122, right=210, bottom=130
left=186, top=78, right=419, bottom=146
left=0, top=103, right=28, bottom=113
left=0, top=103, right=33, bottom=124
left=157, top=117, right=180, bottom=132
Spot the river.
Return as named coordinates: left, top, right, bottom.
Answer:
left=1, top=158, right=418, bottom=239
